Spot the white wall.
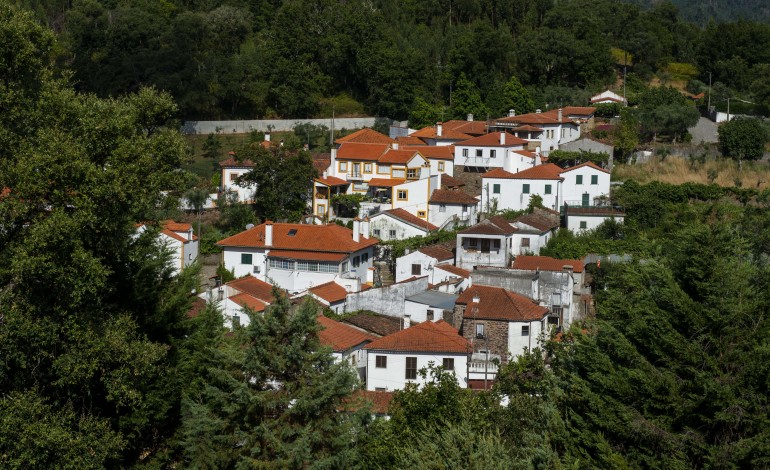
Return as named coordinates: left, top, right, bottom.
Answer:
left=403, top=300, right=444, bottom=323
left=428, top=202, right=477, bottom=230
left=222, top=168, right=256, bottom=203
left=395, top=251, right=445, bottom=282
left=503, top=151, right=537, bottom=173
left=370, top=215, right=429, bottom=241
left=182, top=239, right=199, bottom=268
left=566, top=214, right=625, bottom=233
left=481, top=178, right=562, bottom=212
left=510, top=231, right=550, bottom=256
left=507, top=319, right=545, bottom=360
left=560, top=167, right=610, bottom=206
left=456, top=234, right=511, bottom=270
left=432, top=266, right=472, bottom=292
left=366, top=351, right=468, bottom=391
left=223, top=248, right=268, bottom=278
left=454, top=143, right=527, bottom=168
left=391, top=177, right=434, bottom=217
left=427, top=159, right=454, bottom=177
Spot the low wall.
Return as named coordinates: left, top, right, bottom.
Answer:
left=181, top=117, right=384, bottom=135
left=345, top=276, right=429, bottom=317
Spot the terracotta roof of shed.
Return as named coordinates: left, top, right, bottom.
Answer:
left=343, top=390, right=394, bottom=414
left=336, top=143, right=390, bottom=161
left=344, top=313, right=403, bottom=337
left=226, top=275, right=277, bottom=303
left=459, top=216, right=516, bottom=235
left=364, top=320, right=470, bottom=353
left=513, top=213, right=560, bottom=232
left=229, top=293, right=269, bottom=312
left=310, top=281, right=349, bottom=304
left=378, top=209, right=438, bottom=231
left=440, top=174, right=465, bottom=188
left=367, top=178, right=406, bottom=187
left=217, top=223, right=378, bottom=252
left=429, top=189, right=478, bottom=205
left=411, top=126, right=471, bottom=140
left=316, top=175, right=349, bottom=187
left=511, top=255, right=585, bottom=273
left=317, top=315, right=375, bottom=352
left=435, top=263, right=471, bottom=279
left=335, top=128, right=394, bottom=145
left=457, top=285, right=548, bottom=322
left=417, top=245, right=454, bottom=261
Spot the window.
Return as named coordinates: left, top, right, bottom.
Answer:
left=364, top=163, right=373, bottom=173
left=427, top=309, right=434, bottom=321
left=468, top=238, right=478, bottom=248
left=389, top=229, right=396, bottom=238
left=188, top=253, right=193, bottom=260
left=373, top=229, right=381, bottom=237
left=490, top=149, right=496, bottom=158
left=232, top=315, right=240, bottom=328
left=407, top=168, right=418, bottom=179
left=476, top=323, right=485, bottom=339
left=378, top=165, right=390, bottom=174
left=352, top=256, right=360, bottom=267
left=230, top=172, right=238, bottom=182
left=438, top=162, right=445, bottom=171
left=339, top=162, right=348, bottom=172
left=317, top=204, right=325, bottom=215
left=493, top=184, right=500, bottom=194
left=412, top=264, right=421, bottom=276
left=522, top=325, right=530, bottom=336
left=580, top=221, right=587, bottom=229
left=375, top=387, right=387, bottom=391
left=417, top=210, right=426, bottom=218
left=442, top=358, right=455, bottom=371
left=545, top=184, right=552, bottom=195
left=341, top=261, right=349, bottom=272
left=521, top=237, right=531, bottom=248
left=462, top=148, right=468, bottom=158
left=439, top=204, right=446, bottom=212
left=591, top=174, right=598, bottom=185
left=523, top=184, right=530, bottom=194
left=576, top=175, right=583, bottom=185
left=362, top=253, right=369, bottom=263
left=376, top=355, right=387, bottom=368
left=462, top=204, right=468, bottom=213
left=405, top=357, right=417, bottom=380
left=269, top=258, right=293, bottom=270
left=241, top=253, right=253, bottom=264
left=475, top=149, right=482, bottom=158
left=397, top=190, right=408, bottom=201
left=493, top=239, right=501, bottom=249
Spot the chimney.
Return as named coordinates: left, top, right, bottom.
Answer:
left=188, top=227, right=193, bottom=241
left=436, top=122, right=443, bottom=137
left=558, top=108, right=563, bottom=121
left=535, top=147, right=542, bottom=166
left=508, top=109, right=516, bottom=117
left=467, top=113, right=474, bottom=121
left=499, top=132, right=505, bottom=145
left=264, top=132, right=271, bottom=142
left=352, top=218, right=360, bottom=243
left=403, top=316, right=411, bottom=329
left=472, top=293, right=481, bottom=305
left=392, top=142, right=399, bottom=150
left=264, top=221, right=273, bottom=246
left=536, top=109, right=542, bottom=113
left=361, top=217, right=370, bottom=239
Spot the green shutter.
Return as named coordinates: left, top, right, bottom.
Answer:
left=493, top=184, right=500, bottom=194
left=523, top=184, right=530, bottom=194
left=576, top=175, right=583, bottom=184
left=545, top=184, right=552, bottom=194
left=591, top=174, right=598, bottom=184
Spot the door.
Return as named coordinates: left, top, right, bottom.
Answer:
left=481, top=239, right=491, bottom=253
left=581, top=193, right=590, bottom=207
left=353, top=163, right=361, bottom=178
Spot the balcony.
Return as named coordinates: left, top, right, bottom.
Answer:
left=468, top=352, right=501, bottom=376
left=562, top=199, right=625, bottom=216
left=346, top=171, right=364, bottom=181
left=463, top=156, right=492, bottom=168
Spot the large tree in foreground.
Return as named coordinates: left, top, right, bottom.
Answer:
left=718, top=117, right=769, bottom=166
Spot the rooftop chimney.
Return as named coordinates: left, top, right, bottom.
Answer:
left=536, top=109, right=542, bottom=114
left=467, top=113, right=474, bottom=121
left=508, top=109, right=516, bottom=117
left=403, top=316, right=411, bottom=329
left=535, top=147, right=542, bottom=166
left=265, top=221, right=273, bottom=246
left=472, top=293, right=481, bottom=304
left=558, top=108, right=563, bottom=121
left=352, top=218, right=360, bottom=243
left=499, top=132, right=505, bottom=145
left=361, top=217, right=370, bottom=239
left=264, top=132, right=271, bottom=142
left=436, top=122, right=443, bottom=137
left=392, top=142, right=399, bottom=150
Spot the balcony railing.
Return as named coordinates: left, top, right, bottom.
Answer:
left=346, top=172, right=363, bottom=180
left=562, top=200, right=625, bottom=215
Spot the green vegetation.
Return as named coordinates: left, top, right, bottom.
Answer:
left=718, top=118, right=770, bottom=165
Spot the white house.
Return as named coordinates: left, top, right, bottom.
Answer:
left=404, top=291, right=459, bottom=323
left=364, top=320, right=471, bottom=391
left=308, top=281, right=351, bottom=313
left=590, top=89, right=626, bottom=105
left=432, top=264, right=472, bottom=294
left=217, top=220, right=378, bottom=294
left=490, top=108, right=594, bottom=152
left=559, top=162, right=612, bottom=208
left=453, top=132, right=529, bottom=171
left=564, top=205, right=626, bottom=233
left=318, top=315, right=375, bottom=381
left=213, top=275, right=278, bottom=329
left=368, top=208, right=438, bottom=242
left=410, top=122, right=471, bottom=146
left=481, top=164, right=564, bottom=213
left=510, top=211, right=560, bottom=256
left=427, top=189, right=479, bottom=230
left=395, top=245, right=454, bottom=283
left=219, top=156, right=256, bottom=203
left=135, top=220, right=199, bottom=274
left=455, top=216, right=518, bottom=270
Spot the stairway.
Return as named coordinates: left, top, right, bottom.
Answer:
left=374, top=261, right=395, bottom=287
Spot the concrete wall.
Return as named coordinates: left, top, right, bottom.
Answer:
left=366, top=351, right=468, bottom=391
left=560, top=166, right=610, bottom=205
left=345, top=276, right=429, bottom=317
left=482, top=177, right=562, bottom=212
left=182, top=117, right=382, bottom=135
left=566, top=214, right=625, bottom=233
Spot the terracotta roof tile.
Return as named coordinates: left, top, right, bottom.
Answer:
left=561, top=161, right=610, bottom=174
left=456, top=132, right=527, bottom=147
left=226, top=275, right=277, bottom=303
left=316, top=175, right=349, bottom=186
left=367, top=178, right=406, bottom=187
left=229, top=292, right=268, bottom=312
left=310, top=281, right=349, bottom=304
left=511, top=255, right=585, bottom=273
left=343, top=390, right=394, bottom=414
left=364, top=320, right=470, bottom=353
left=343, top=313, right=402, bottom=337
left=403, top=145, right=454, bottom=160
left=336, top=143, right=390, bottom=161
left=379, top=208, right=438, bottom=232
left=442, top=120, right=488, bottom=136
left=504, top=163, right=564, bottom=180
left=378, top=149, right=424, bottom=165
left=217, top=222, right=378, bottom=252
left=219, top=157, right=255, bottom=168
left=440, top=174, right=465, bottom=188
left=411, top=126, right=471, bottom=140
left=417, top=245, right=454, bottom=261
left=495, top=107, right=593, bottom=126
left=457, top=285, right=548, bottom=322
left=317, top=315, right=375, bottom=351
left=482, top=168, right=517, bottom=179
left=335, top=128, right=394, bottom=145
left=513, top=213, right=560, bottom=232
left=313, top=152, right=331, bottom=174
left=186, top=297, right=207, bottom=318
left=429, top=189, right=478, bottom=205
left=160, top=229, right=190, bottom=244
left=459, top=216, right=516, bottom=235
left=395, top=136, right=425, bottom=146
left=434, top=263, right=471, bottom=279
left=162, top=221, right=193, bottom=232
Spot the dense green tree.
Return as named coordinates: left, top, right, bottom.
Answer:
left=636, top=86, right=700, bottom=141
left=499, top=75, right=535, bottom=115
left=718, top=117, right=769, bottom=164
left=409, top=96, right=443, bottom=129
left=451, top=73, right=488, bottom=120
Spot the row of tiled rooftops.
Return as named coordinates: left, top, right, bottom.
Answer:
left=459, top=212, right=560, bottom=236
left=482, top=161, right=609, bottom=181
left=217, top=222, right=378, bottom=254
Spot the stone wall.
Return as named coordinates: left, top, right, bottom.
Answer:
left=345, top=276, right=429, bottom=317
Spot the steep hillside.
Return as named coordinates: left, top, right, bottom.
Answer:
left=623, top=0, right=770, bottom=25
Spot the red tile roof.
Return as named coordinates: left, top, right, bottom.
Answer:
left=513, top=213, right=560, bottom=232
left=343, top=390, right=394, bottom=414
left=561, top=161, right=610, bottom=174
left=482, top=168, right=517, bottom=179
left=229, top=292, right=269, bottom=312
left=513, top=150, right=538, bottom=159
left=440, top=174, right=465, bottom=189
left=511, top=255, right=585, bottom=273
left=367, top=178, right=406, bottom=187
left=163, top=221, right=193, bottom=232
left=335, top=128, right=394, bottom=145
left=310, top=281, right=349, bottom=304
left=219, top=157, right=255, bottom=168
left=417, top=245, right=454, bottom=261
left=395, top=136, right=425, bottom=146
left=504, top=163, right=564, bottom=180
left=318, top=315, right=375, bottom=351
left=429, top=189, right=478, bottom=205
left=336, top=143, right=390, bottom=161
left=495, top=107, right=594, bottom=126
left=380, top=209, right=438, bottom=231
left=403, top=145, right=454, bottom=160
left=364, top=320, right=470, bottom=353
left=313, top=152, right=331, bottom=174
left=459, top=216, right=516, bottom=235
left=434, top=263, right=471, bottom=279
left=456, top=132, right=527, bottom=147
left=442, top=120, right=488, bottom=136
left=344, top=313, right=403, bottom=337
left=226, top=275, right=277, bottom=303
left=411, top=126, right=471, bottom=140
left=217, top=223, right=378, bottom=253
left=561, top=106, right=596, bottom=117
left=186, top=297, right=207, bottom=318
left=316, top=175, right=349, bottom=187
left=378, top=149, right=423, bottom=165
left=160, top=229, right=190, bottom=243
left=457, top=285, right=548, bottom=322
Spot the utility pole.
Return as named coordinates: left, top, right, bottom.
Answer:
left=707, top=71, right=712, bottom=111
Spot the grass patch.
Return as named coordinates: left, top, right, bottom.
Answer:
left=613, top=157, right=770, bottom=190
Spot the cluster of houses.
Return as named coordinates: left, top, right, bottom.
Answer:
left=166, top=103, right=625, bottom=397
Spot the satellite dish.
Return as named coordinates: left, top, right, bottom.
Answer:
left=245, top=223, right=255, bottom=230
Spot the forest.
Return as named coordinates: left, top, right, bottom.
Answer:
left=13, top=0, right=770, bottom=120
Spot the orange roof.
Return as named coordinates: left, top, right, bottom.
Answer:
left=456, top=132, right=527, bottom=147
left=411, top=126, right=471, bottom=140
left=511, top=255, right=585, bottom=273
left=513, top=150, right=537, bottom=159
left=505, top=163, right=564, bottom=180
left=364, top=320, right=470, bottom=353
left=318, top=315, right=375, bottom=351
left=417, top=245, right=454, bottom=261
left=219, top=157, right=255, bottom=168
left=163, top=220, right=193, bottom=232
left=367, top=178, right=405, bottom=187
left=378, top=149, right=423, bottom=165
left=495, top=108, right=585, bottom=126
left=217, top=222, right=378, bottom=253
left=513, top=213, right=559, bottom=232
left=336, top=143, right=389, bottom=161
left=316, top=175, right=349, bottom=187
left=335, top=128, right=394, bottom=145
left=434, top=263, right=471, bottom=279
left=457, top=285, right=548, bottom=322
left=429, top=189, right=478, bottom=205
left=561, top=106, right=596, bottom=117
left=442, top=120, right=488, bottom=136
left=482, top=168, right=517, bottom=179
left=310, top=281, right=349, bottom=304
left=459, top=215, right=516, bottom=236
left=403, top=145, right=454, bottom=160
left=226, top=275, right=277, bottom=303
left=160, top=229, right=190, bottom=243
left=395, top=136, right=425, bottom=146
left=313, top=152, right=331, bottom=174
left=440, top=174, right=465, bottom=188
left=229, top=293, right=268, bottom=312
left=344, top=390, right=394, bottom=414
left=561, top=161, right=610, bottom=174
left=379, top=209, right=438, bottom=231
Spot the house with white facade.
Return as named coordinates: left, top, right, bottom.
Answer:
left=318, top=315, right=375, bottom=381
left=432, top=264, right=472, bottom=294
left=219, top=156, right=256, bottom=203
left=135, top=220, right=199, bottom=274
left=395, top=245, right=454, bottom=283
left=404, top=291, right=459, bottom=323
left=564, top=205, right=625, bottom=233
left=368, top=208, right=438, bottom=242
left=509, top=211, right=560, bottom=256
left=590, top=89, right=626, bottom=105
left=364, top=320, right=471, bottom=391
left=490, top=108, right=595, bottom=152
left=410, top=122, right=471, bottom=146
left=427, top=189, right=479, bottom=230
left=217, top=220, right=378, bottom=294
left=481, top=164, right=564, bottom=213
left=453, top=132, right=529, bottom=172
left=455, top=216, right=518, bottom=270
left=213, top=275, right=278, bottom=329
left=559, top=162, right=612, bottom=208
